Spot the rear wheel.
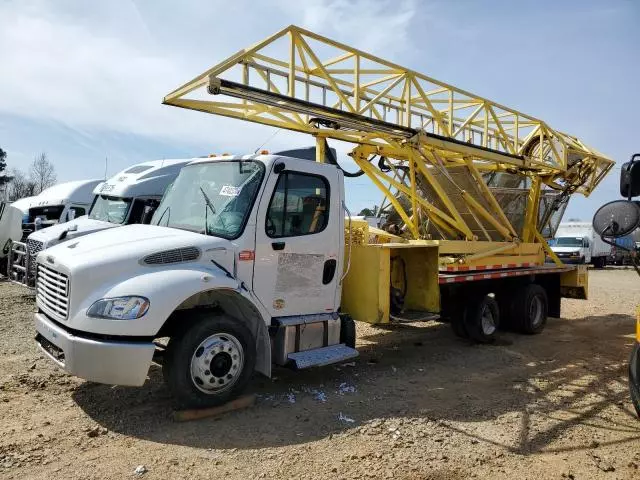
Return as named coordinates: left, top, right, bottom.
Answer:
left=446, top=301, right=468, bottom=339
left=163, top=312, right=256, bottom=409
left=463, top=294, right=499, bottom=344
left=630, top=343, right=640, bottom=418
left=508, top=284, right=548, bottom=334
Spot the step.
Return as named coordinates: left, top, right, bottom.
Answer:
left=287, top=344, right=358, bottom=369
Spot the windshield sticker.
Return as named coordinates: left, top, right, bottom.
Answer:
left=219, top=185, right=241, bottom=196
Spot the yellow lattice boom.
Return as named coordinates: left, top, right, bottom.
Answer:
left=163, top=25, right=614, bottom=245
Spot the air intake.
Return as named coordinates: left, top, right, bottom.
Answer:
left=143, top=246, right=200, bottom=265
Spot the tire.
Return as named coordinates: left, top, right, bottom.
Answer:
left=446, top=301, right=468, bottom=338
left=163, top=312, right=256, bottom=409
left=463, top=294, right=499, bottom=344
left=508, top=284, right=548, bottom=334
left=630, top=344, right=640, bottom=418
left=579, top=257, right=586, bottom=265
left=340, top=314, right=356, bottom=348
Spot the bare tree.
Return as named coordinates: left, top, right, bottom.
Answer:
left=7, top=168, right=36, bottom=201
left=29, top=152, right=56, bottom=194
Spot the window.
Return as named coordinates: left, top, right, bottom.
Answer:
left=151, top=160, right=264, bottom=239
left=266, top=172, right=329, bottom=238
left=89, top=195, right=132, bottom=224
left=124, top=165, right=153, bottom=174
left=69, top=206, right=86, bottom=219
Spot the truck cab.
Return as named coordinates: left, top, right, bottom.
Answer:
left=20, top=180, right=103, bottom=240
left=7, top=180, right=102, bottom=284
left=33, top=154, right=353, bottom=408
left=13, top=159, right=191, bottom=287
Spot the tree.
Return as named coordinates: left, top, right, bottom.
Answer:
left=0, top=147, right=6, bottom=174
left=29, top=152, right=56, bottom=194
left=358, top=206, right=378, bottom=216
left=7, top=168, right=36, bottom=201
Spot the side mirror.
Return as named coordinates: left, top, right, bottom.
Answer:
left=620, top=153, right=640, bottom=198
left=592, top=200, right=640, bottom=238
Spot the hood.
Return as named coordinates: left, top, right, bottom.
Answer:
left=28, top=217, right=114, bottom=247
left=39, top=224, right=232, bottom=276
left=550, top=246, right=582, bottom=253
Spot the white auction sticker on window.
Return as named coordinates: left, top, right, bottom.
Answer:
left=219, top=185, right=241, bottom=196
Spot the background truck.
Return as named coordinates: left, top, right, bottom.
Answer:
left=610, top=235, right=635, bottom=265
left=9, top=159, right=191, bottom=287
left=0, top=202, right=23, bottom=275
left=550, top=222, right=611, bottom=268
left=32, top=26, right=614, bottom=409
left=7, top=179, right=102, bottom=282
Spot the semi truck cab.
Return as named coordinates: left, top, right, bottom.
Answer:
left=12, top=159, right=191, bottom=287
left=33, top=154, right=355, bottom=408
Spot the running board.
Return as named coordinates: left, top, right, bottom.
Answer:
left=287, top=344, right=358, bottom=369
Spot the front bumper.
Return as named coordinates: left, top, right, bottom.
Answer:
left=630, top=342, right=640, bottom=418
left=34, top=312, right=155, bottom=386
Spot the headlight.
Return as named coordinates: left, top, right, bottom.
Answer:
left=570, top=251, right=580, bottom=256
left=87, top=296, right=150, bottom=320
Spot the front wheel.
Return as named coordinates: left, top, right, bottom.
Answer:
left=163, top=312, right=256, bottom=409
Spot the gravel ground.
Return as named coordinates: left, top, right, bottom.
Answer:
left=1, top=268, right=639, bottom=479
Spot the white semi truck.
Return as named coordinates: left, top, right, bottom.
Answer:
left=550, top=221, right=611, bottom=268
left=7, top=180, right=102, bottom=283
left=0, top=202, right=24, bottom=275
left=10, top=159, right=191, bottom=287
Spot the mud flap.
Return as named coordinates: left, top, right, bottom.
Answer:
left=630, top=343, right=640, bottom=418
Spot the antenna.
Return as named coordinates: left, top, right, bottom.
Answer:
left=104, top=157, right=108, bottom=180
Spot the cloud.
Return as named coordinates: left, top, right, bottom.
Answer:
left=0, top=0, right=417, bottom=153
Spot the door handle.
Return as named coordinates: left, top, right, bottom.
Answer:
left=272, top=242, right=285, bottom=251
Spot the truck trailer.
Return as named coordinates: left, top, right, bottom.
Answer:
left=32, top=26, right=614, bottom=408
left=9, top=159, right=191, bottom=287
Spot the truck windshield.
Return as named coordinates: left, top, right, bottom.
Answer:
left=89, top=195, right=132, bottom=224
left=555, top=237, right=583, bottom=247
left=152, top=160, right=264, bottom=239
left=28, top=205, right=65, bottom=223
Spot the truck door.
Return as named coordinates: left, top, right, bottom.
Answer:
left=253, top=158, right=342, bottom=318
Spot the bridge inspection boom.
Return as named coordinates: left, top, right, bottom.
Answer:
left=164, top=25, right=614, bottom=247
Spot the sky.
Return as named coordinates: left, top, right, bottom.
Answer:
left=0, top=0, right=639, bottom=219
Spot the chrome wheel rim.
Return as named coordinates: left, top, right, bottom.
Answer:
left=530, top=296, right=543, bottom=327
left=190, top=333, right=244, bottom=394
left=480, top=305, right=497, bottom=335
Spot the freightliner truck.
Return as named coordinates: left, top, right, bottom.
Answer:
left=10, top=159, right=191, bottom=287
left=33, top=26, right=615, bottom=408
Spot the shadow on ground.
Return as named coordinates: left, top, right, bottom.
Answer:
left=73, top=312, right=640, bottom=452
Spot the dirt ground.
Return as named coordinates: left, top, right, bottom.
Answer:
left=1, top=269, right=639, bottom=480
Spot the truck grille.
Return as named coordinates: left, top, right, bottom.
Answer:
left=36, top=264, right=69, bottom=320
left=26, top=239, right=44, bottom=276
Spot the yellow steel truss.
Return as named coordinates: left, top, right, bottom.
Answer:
left=164, top=25, right=614, bottom=243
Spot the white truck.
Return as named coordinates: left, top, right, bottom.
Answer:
left=550, top=222, right=611, bottom=268
left=8, top=180, right=102, bottom=284
left=0, top=202, right=24, bottom=275
left=31, top=26, right=611, bottom=410
left=10, top=159, right=191, bottom=287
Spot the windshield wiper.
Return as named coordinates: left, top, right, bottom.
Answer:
left=199, top=186, right=216, bottom=215
left=199, top=186, right=217, bottom=234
